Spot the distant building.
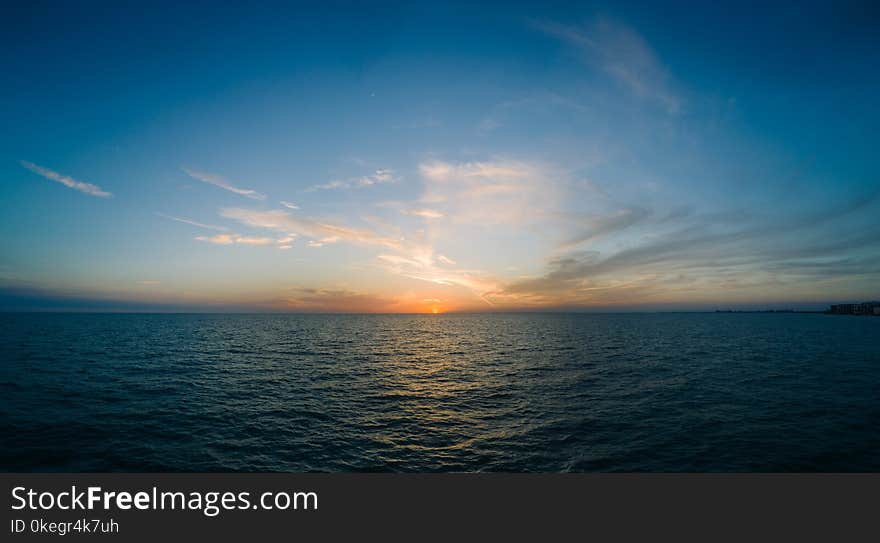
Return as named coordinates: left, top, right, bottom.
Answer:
left=828, top=301, right=880, bottom=316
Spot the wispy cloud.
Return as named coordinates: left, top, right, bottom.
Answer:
left=221, top=208, right=403, bottom=249
left=558, top=207, right=651, bottom=249
left=401, top=208, right=444, bottom=219
left=20, top=161, right=112, bottom=198
left=156, top=212, right=228, bottom=231
left=306, top=169, right=396, bottom=191
left=221, top=204, right=500, bottom=304
left=419, top=161, right=530, bottom=182
left=195, top=233, right=276, bottom=246
left=195, top=234, right=239, bottom=245
left=182, top=168, right=266, bottom=200
left=417, top=159, right=561, bottom=225
left=280, top=201, right=300, bottom=210
left=237, top=235, right=277, bottom=246
left=536, top=17, right=682, bottom=114
left=491, top=193, right=880, bottom=307
left=328, top=157, right=571, bottom=306
left=376, top=252, right=500, bottom=305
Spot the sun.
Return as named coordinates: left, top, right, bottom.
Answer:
left=421, top=299, right=444, bottom=314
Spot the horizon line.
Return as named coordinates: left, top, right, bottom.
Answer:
left=0, top=309, right=837, bottom=316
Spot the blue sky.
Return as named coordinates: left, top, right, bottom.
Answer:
left=1, top=1, right=878, bottom=311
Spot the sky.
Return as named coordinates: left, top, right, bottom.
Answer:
left=1, top=1, right=878, bottom=312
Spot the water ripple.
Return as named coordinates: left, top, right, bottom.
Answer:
left=1, top=313, right=878, bottom=472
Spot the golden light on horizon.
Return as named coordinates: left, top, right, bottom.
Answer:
left=422, top=298, right=444, bottom=314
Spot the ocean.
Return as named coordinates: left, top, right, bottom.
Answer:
left=1, top=312, right=878, bottom=472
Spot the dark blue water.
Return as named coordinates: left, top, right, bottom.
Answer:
left=1, top=313, right=878, bottom=472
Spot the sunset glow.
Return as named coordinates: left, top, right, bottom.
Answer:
left=1, top=3, right=878, bottom=312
